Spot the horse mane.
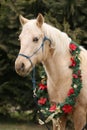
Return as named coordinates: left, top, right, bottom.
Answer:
left=42, top=23, right=71, bottom=54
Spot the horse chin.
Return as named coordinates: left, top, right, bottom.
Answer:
left=15, top=71, right=26, bottom=77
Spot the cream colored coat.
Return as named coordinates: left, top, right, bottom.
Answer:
left=15, top=14, right=87, bottom=130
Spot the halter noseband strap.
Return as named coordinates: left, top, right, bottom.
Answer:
left=18, top=36, right=51, bottom=67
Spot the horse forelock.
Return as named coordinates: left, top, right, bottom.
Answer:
left=22, top=19, right=41, bottom=33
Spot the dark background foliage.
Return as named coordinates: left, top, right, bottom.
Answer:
left=0, top=0, right=87, bottom=120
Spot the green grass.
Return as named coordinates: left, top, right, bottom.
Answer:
left=0, top=123, right=47, bottom=130
left=0, top=115, right=48, bottom=130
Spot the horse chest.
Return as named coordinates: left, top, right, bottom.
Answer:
left=47, top=80, right=71, bottom=103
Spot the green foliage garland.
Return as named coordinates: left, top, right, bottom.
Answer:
left=36, top=41, right=82, bottom=121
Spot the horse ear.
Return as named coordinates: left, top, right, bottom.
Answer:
left=19, top=15, right=29, bottom=26
left=36, top=13, right=44, bottom=27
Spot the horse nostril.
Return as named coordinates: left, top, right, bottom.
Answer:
left=21, top=63, right=25, bottom=71
left=15, top=62, right=25, bottom=73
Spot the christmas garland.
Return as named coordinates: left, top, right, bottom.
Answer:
left=35, top=41, right=82, bottom=122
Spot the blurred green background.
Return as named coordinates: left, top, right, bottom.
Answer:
left=0, top=0, right=87, bottom=126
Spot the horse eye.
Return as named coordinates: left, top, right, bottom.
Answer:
left=33, top=37, right=39, bottom=42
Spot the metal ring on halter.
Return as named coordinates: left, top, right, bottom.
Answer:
left=18, top=36, right=51, bottom=67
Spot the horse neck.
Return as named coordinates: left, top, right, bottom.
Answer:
left=43, top=49, right=71, bottom=84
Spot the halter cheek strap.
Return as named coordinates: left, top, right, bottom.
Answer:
left=18, top=36, right=51, bottom=67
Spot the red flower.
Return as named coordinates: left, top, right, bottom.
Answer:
left=69, top=43, right=77, bottom=51
left=62, top=105, right=73, bottom=113
left=73, top=74, right=78, bottom=78
left=49, top=104, right=56, bottom=112
left=68, top=88, right=74, bottom=96
left=70, top=57, right=76, bottom=67
left=39, top=83, right=47, bottom=90
left=38, top=97, right=47, bottom=105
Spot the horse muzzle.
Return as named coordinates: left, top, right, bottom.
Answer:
left=15, top=58, right=32, bottom=76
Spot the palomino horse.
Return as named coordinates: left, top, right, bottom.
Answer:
left=15, top=14, right=87, bottom=130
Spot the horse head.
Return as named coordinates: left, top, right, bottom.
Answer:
left=15, top=14, right=51, bottom=76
